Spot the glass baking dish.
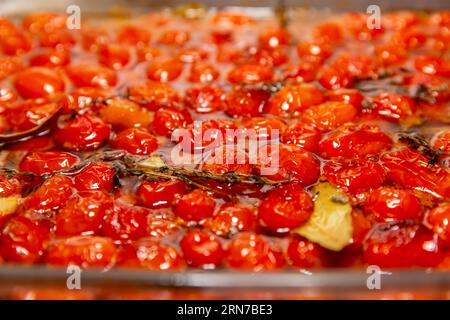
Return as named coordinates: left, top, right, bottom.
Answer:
left=0, top=0, right=449, bottom=300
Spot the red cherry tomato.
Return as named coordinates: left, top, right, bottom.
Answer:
left=301, top=101, right=358, bottom=132
left=174, top=189, right=216, bottom=222
left=73, top=162, right=116, bottom=192
left=98, top=44, right=130, bottom=70
left=19, top=151, right=79, bottom=175
left=287, top=236, right=329, bottom=268
left=323, top=158, right=386, bottom=196
left=30, top=49, right=71, bottom=67
left=151, top=106, right=192, bottom=137
left=102, top=202, right=150, bottom=241
left=0, top=216, right=50, bottom=264
left=363, top=223, right=443, bottom=268
left=128, top=81, right=180, bottom=111
left=46, top=236, right=117, bottom=268
left=147, top=58, right=183, bottom=82
left=319, top=124, right=392, bottom=159
left=227, top=64, right=273, bottom=84
left=53, top=115, right=111, bottom=151
left=363, top=187, right=423, bottom=223
left=138, top=179, right=188, bottom=209
left=225, top=87, right=269, bottom=117
left=23, top=175, right=74, bottom=212
left=225, top=232, right=284, bottom=271
left=180, top=229, right=224, bottom=268
left=111, top=128, right=158, bottom=155
left=427, top=203, right=450, bottom=246
left=14, top=67, right=65, bottom=99
left=66, top=64, right=117, bottom=88
left=205, top=203, right=256, bottom=237
left=258, top=183, right=313, bottom=232
left=282, top=123, right=322, bottom=153
left=118, top=239, right=185, bottom=271
left=266, top=84, right=325, bottom=117
left=55, top=191, right=114, bottom=236
left=184, top=85, right=225, bottom=113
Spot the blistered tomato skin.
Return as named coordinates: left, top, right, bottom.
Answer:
left=323, top=158, right=386, bottom=196
left=174, top=189, right=216, bottom=222
left=53, top=115, right=111, bottom=151
left=266, top=84, right=325, bottom=118
left=319, top=125, right=393, bottom=159
left=45, top=236, right=117, bottom=268
left=225, top=87, right=269, bottom=117
left=282, top=123, right=322, bottom=153
left=19, top=151, right=79, bottom=175
left=206, top=203, right=257, bottom=237
left=138, top=180, right=188, bottom=209
left=118, top=239, right=185, bottom=271
left=102, top=202, right=150, bottom=242
left=73, top=162, right=115, bottom=192
left=23, top=175, right=74, bottom=212
left=426, top=203, right=450, bottom=246
left=226, top=233, right=284, bottom=271
left=0, top=216, right=50, bottom=264
left=363, top=224, right=443, bottom=268
left=180, top=230, right=225, bottom=268
left=258, top=183, right=313, bottom=232
left=363, top=187, right=423, bottom=223
left=152, top=106, right=193, bottom=137
left=55, top=191, right=114, bottom=237
left=111, top=128, right=158, bottom=155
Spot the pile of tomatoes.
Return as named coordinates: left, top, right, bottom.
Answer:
left=0, top=9, right=449, bottom=272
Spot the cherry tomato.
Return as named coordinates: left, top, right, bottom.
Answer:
left=363, top=187, right=423, bottom=222
left=138, top=179, right=188, bottom=209
left=282, top=123, right=322, bottom=153
left=73, top=162, right=116, bottom=192
left=118, top=239, right=185, bottom=271
left=225, top=87, right=269, bottom=117
left=427, top=203, right=450, bottom=246
left=66, top=64, right=117, bottom=88
left=227, top=64, right=273, bottom=84
left=180, top=229, right=224, bottom=268
left=258, top=183, right=313, bottom=232
left=323, top=158, right=386, bottom=196
left=23, top=175, right=74, bottom=212
left=301, top=101, right=358, bottom=131
left=287, top=236, right=329, bottom=268
left=225, top=232, right=284, bottom=271
left=19, top=151, right=79, bottom=175
left=174, top=189, right=216, bottom=222
left=0, top=216, right=50, bottom=264
left=147, top=58, right=183, bottom=82
left=98, top=44, right=130, bottom=70
left=266, top=84, right=325, bottom=117
left=363, top=223, right=443, bottom=268
left=205, top=203, right=256, bottom=237
left=319, top=124, right=392, bottom=159
left=46, top=236, right=117, bottom=268
left=14, top=67, right=65, bottom=99
left=151, top=106, right=192, bottom=137
left=102, top=202, right=150, bottom=241
left=188, top=63, right=219, bottom=83
left=55, top=191, right=113, bottom=236
left=184, top=85, right=225, bottom=113
left=111, top=128, right=158, bottom=155
left=128, top=81, right=180, bottom=111
left=53, top=115, right=111, bottom=151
